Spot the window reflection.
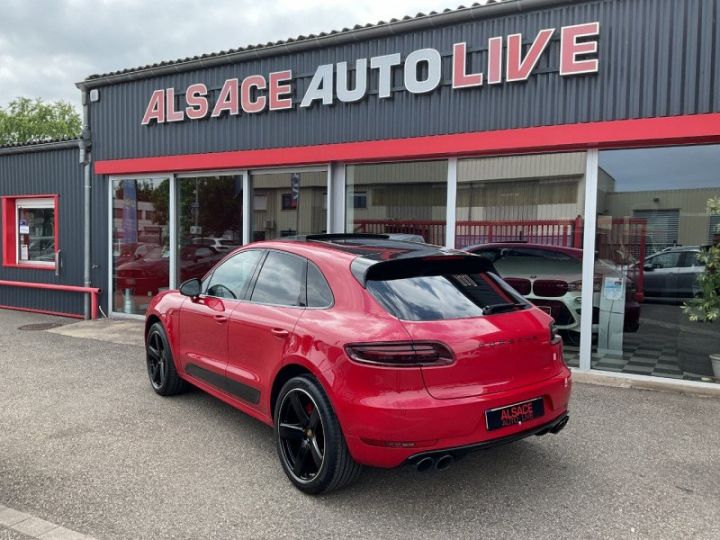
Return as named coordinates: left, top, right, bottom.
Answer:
left=457, top=153, right=589, bottom=365
left=345, top=161, right=447, bottom=245
left=177, top=175, right=243, bottom=284
left=251, top=171, right=326, bottom=240
left=595, top=145, right=720, bottom=383
left=112, top=178, right=169, bottom=315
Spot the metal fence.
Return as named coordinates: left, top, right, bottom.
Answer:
left=353, top=216, right=649, bottom=297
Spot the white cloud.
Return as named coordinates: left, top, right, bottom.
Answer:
left=0, top=0, right=475, bottom=109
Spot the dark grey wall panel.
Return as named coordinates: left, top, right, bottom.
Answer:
left=89, top=0, right=720, bottom=162
left=0, top=146, right=86, bottom=316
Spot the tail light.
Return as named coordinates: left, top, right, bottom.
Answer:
left=533, top=279, right=569, bottom=298
left=345, top=341, right=454, bottom=367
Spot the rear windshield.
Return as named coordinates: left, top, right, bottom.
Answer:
left=367, top=272, right=525, bottom=321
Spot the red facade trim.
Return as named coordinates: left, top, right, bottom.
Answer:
left=95, top=114, right=720, bottom=176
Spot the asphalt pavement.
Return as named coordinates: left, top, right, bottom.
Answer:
left=1, top=310, right=719, bottom=539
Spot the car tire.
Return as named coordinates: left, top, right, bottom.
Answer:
left=146, top=322, right=188, bottom=396
left=274, top=374, right=362, bottom=495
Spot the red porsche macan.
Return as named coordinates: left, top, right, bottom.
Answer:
left=144, top=234, right=571, bottom=494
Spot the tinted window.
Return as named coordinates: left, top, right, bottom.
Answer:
left=473, top=248, right=501, bottom=262
left=681, top=252, right=702, bottom=267
left=307, top=263, right=334, bottom=308
left=205, top=250, right=262, bottom=299
left=648, top=251, right=681, bottom=269
left=367, top=272, right=514, bottom=321
left=250, top=251, right=306, bottom=306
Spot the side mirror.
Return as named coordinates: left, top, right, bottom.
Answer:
left=643, top=264, right=654, bottom=272
left=179, top=278, right=201, bottom=297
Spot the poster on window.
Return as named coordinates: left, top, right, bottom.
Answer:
left=122, top=180, right=138, bottom=244
left=20, top=244, right=29, bottom=261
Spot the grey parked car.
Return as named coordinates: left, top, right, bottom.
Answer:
left=643, top=246, right=703, bottom=299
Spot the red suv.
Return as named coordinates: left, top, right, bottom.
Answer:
left=145, top=235, right=571, bottom=494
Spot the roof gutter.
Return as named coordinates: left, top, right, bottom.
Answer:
left=0, top=139, right=80, bottom=156
left=76, top=0, right=576, bottom=90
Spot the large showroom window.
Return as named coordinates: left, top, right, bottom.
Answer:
left=251, top=170, right=326, bottom=240
left=455, top=152, right=588, bottom=365
left=593, top=145, right=720, bottom=383
left=345, top=161, right=447, bottom=244
left=111, top=177, right=170, bottom=315
left=176, top=174, right=243, bottom=285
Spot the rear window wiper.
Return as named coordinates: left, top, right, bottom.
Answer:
left=482, top=303, right=527, bottom=315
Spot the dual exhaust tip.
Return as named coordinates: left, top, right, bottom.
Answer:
left=415, top=415, right=569, bottom=472
left=536, top=415, right=570, bottom=437
left=415, top=454, right=454, bottom=472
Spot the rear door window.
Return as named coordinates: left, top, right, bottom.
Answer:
left=367, top=271, right=521, bottom=321
left=681, top=251, right=702, bottom=267
left=649, top=251, right=682, bottom=269
left=250, top=251, right=307, bottom=307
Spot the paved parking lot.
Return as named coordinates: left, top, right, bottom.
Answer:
left=1, top=310, right=719, bottom=539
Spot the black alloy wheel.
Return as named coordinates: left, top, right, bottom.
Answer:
left=274, top=375, right=362, bottom=494
left=278, top=388, right=325, bottom=483
left=145, top=322, right=188, bottom=396
left=146, top=329, right=167, bottom=389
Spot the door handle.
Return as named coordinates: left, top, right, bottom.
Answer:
left=213, top=315, right=229, bottom=323
left=271, top=328, right=289, bottom=338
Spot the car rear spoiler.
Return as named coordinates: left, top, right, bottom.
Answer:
left=351, top=254, right=495, bottom=285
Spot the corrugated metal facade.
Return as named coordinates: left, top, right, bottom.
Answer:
left=88, top=0, right=720, bottom=162
left=0, top=144, right=85, bottom=316
left=3, top=0, right=719, bottom=317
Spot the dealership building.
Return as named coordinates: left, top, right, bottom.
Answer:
left=1, top=0, right=719, bottom=386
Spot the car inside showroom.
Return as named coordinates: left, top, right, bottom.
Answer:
left=1, top=0, right=719, bottom=388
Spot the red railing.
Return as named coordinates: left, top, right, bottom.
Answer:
left=354, top=217, right=583, bottom=248
left=455, top=217, right=584, bottom=248
left=0, top=280, right=101, bottom=320
left=353, top=216, right=649, bottom=299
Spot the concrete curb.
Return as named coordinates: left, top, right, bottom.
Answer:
left=0, top=505, right=95, bottom=540
left=571, top=369, right=720, bottom=398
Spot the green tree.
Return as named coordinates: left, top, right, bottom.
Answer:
left=0, top=97, right=81, bottom=145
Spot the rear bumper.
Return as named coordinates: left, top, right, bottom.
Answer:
left=341, top=369, right=572, bottom=468
left=406, top=412, right=569, bottom=464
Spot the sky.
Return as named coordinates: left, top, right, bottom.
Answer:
left=0, top=0, right=470, bottom=110
left=601, top=146, right=720, bottom=192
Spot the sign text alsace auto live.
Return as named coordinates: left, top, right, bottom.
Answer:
left=141, top=22, right=599, bottom=125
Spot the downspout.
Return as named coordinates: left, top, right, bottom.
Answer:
left=79, top=90, right=92, bottom=319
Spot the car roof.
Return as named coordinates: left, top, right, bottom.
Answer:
left=251, top=234, right=458, bottom=260
left=243, top=234, right=492, bottom=283
left=648, top=246, right=701, bottom=254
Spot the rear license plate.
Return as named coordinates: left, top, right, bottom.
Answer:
left=485, top=398, right=544, bottom=431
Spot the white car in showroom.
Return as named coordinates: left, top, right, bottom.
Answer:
left=466, top=243, right=641, bottom=343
